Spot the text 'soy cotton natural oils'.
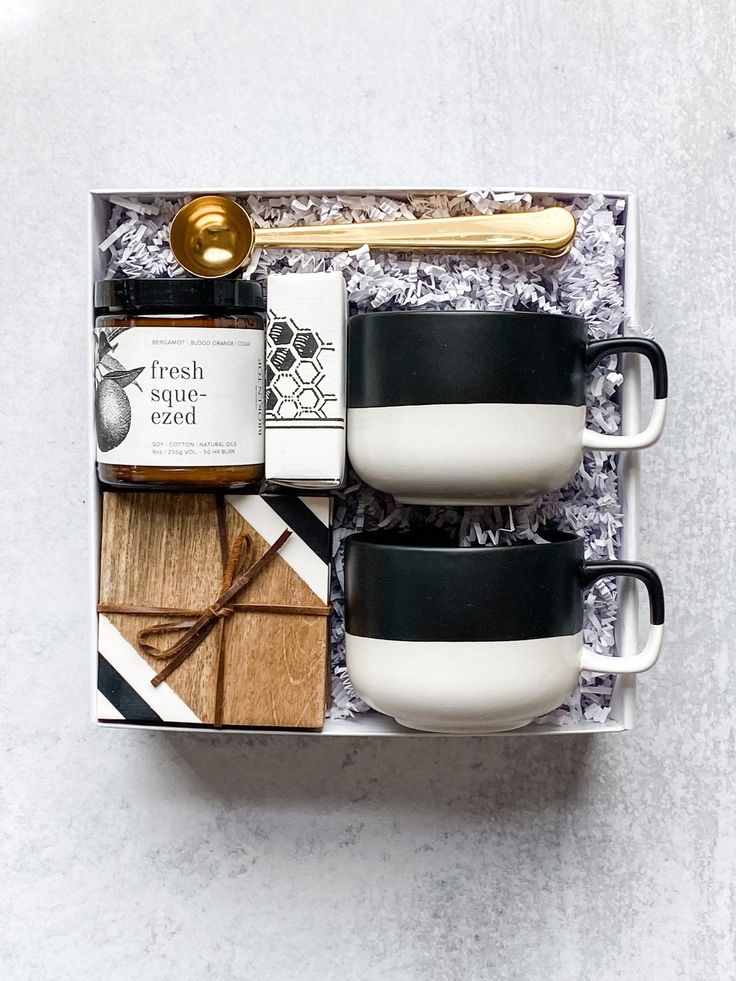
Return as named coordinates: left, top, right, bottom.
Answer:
left=94, top=279, right=265, bottom=489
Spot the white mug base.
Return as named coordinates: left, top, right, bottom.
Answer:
left=395, top=494, right=536, bottom=506
left=348, top=402, right=585, bottom=504
left=345, top=631, right=584, bottom=734
left=394, top=716, right=534, bottom=734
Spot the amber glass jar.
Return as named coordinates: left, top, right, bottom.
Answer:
left=94, top=278, right=265, bottom=490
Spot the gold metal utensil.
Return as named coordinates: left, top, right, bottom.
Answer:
left=170, top=195, right=577, bottom=278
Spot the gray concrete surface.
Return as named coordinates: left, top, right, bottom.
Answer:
left=1, top=1, right=734, bottom=978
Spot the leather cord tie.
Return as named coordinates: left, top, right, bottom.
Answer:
left=97, top=527, right=293, bottom=688
left=98, top=526, right=330, bottom=693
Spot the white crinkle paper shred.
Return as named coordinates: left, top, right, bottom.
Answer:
left=102, top=189, right=632, bottom=728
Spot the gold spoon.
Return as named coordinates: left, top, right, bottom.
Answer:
left=170, top=195, right=577, bottom=278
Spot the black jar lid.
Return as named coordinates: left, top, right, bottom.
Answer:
left=95, top=277, right=265, bottom=314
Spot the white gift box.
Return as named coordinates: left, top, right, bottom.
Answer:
left=89, top=186, right=645, bottom=736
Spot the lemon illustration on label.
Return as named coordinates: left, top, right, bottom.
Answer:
left=96, top=377, right=132, bottom=451
left=95, top=329, right=144, bottom=452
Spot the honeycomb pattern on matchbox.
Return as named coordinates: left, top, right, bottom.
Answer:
left=266, top=316, right=337, bottom=420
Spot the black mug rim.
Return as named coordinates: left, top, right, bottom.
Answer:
left=349, top=309, right=586, bottom=329
left=346, top=527, right=580, bottom=554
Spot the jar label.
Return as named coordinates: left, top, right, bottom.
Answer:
left=95, top=326, right=264, bottom=467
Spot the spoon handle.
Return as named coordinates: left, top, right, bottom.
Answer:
left=253, top=206, right=576, bottom=257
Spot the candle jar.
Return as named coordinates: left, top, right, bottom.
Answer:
left=94, top=278, right=265, bottom=490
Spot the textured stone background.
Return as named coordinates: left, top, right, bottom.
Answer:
left=1, top=1, right=734, bottom=978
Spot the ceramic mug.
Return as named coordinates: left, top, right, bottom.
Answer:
left=344, top=529, right=665, bottom=733
left=347, top=311, right=668, bottom=504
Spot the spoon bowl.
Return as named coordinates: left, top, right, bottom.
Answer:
left=170, top=196, right=256, bottom=278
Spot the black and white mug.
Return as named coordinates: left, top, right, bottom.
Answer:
left=344, top=529, right=665, bottom=733
left=347, top=311, right=668, bottom=504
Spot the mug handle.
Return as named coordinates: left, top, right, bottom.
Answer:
left=579, top=561, right=665, bottom=673
left=583, top=338, right=668, bottom=450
